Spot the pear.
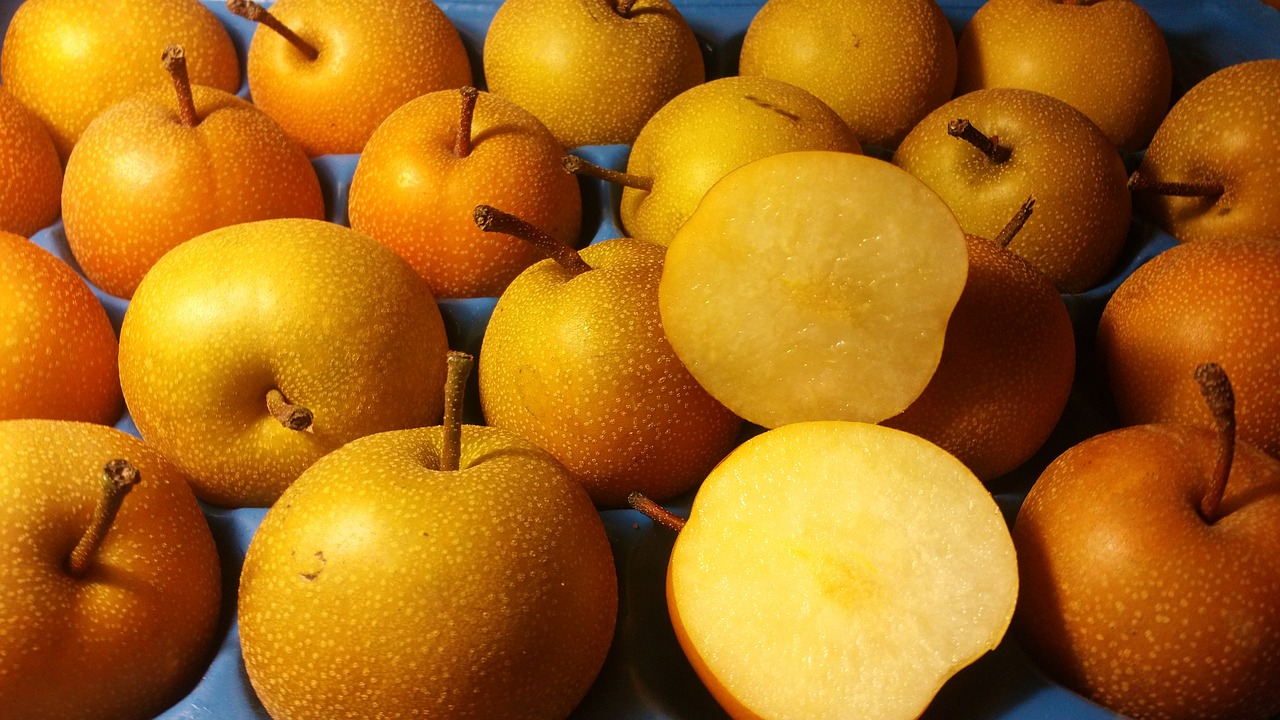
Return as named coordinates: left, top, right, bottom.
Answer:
left=1129, top=59, right=1280, bottom=244
left=483, top=0, right=705, bottom=148
left=240, top=352, right=618, bottom=720
left=739, top=0, right=957, bottom=149
left=0, top=87, right=61, bottom=237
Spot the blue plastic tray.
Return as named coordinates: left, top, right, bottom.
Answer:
left=5, top=1, right=1280, bottom=718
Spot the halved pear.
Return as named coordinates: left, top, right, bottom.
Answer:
left=658, top=150, right=967, bottom=429
left=668, top=421, right=1018, bottom=720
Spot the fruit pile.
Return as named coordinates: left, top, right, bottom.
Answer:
left=2, top=0, right=1279, bottom=719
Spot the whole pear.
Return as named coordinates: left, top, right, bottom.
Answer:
left=0, top=87, right=61, bottom=236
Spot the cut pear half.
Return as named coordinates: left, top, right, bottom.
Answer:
left=658, top=150, right=967, bottom=429
left=668, top=421, right=1018, bottom=720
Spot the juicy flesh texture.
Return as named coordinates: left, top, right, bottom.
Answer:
left=668, top=421, right=1018, bottom=720
left=659, top=151, right=967, bottom=429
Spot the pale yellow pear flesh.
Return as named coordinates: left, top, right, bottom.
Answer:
left=659, top=150, right=967, bottom=429
left=668, top=421, right=1018, bottom=720
left=239, top=425, right=618, bottom=720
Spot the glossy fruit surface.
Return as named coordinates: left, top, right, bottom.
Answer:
left=659, top=151, right=967, bottom=429
left=63, top=83, right=325, bottom=299
left=739, top=0, right=956, bottom=148
left=348, top=89, right=581, bottom=298
left=483, top=0, right=704, bottom=148
left=1131, top=59, right=1280, bottom=244
left=0, top=419, right=222, bottom=720
left=0, top=87, right=61, bottom=236
left=480, top=238, right=742, bottom=507
left=669, top=421, right=1018, bottom=720
left=119, top=218, right=449, bottom=507
left=1014, top=423, right=1280, bottom=720
left=240, top=424, right=618, bottom=720
left=620, top=75, right=860, bottom=247
left=0, top=0, right=239, bottom=160
left=1098, top=237, right=1280, bottom=457
left=0, top=231, right=121, bottom=424
left=956, top=0, right=1171, bottom=152
left=243, top=0, right=472, bottom=156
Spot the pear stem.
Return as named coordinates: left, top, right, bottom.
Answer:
left=440, top=351, right=473, bottom=473
left=1194, top=362, right=1236, bottom=524
left=267, top=388, right=314, bottom=432
left=627, top=492, right=687, bottom=532
left=615, top=0, right=638, bottom=16
left=68, top=460, right=141, bottom=577
left=948, top=119, right=1012, bottom=164
left=473, top=205, right=592, bottom=276
left=161, top=46, right=199, bottom=128
left=226, top=0, right=320, bottom=62
left=454, top=87, right=479, bottom=158
left=994, top=197, right=1035, bottom=248
left=562, top=154, right=654, bottom=193
left=1128, top=170, right=1224, bottom=198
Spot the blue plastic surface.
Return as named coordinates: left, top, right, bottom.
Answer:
left=4, top=1, right=1280, bottom=718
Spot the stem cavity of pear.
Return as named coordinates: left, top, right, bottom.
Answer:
left=226, top=0, right=321, bottom=62
left=473, top=205, right=592, bottom=276
left=440, top=351, right=473, bottom=473
left=614, top=0, right=638, bottom=18
left=627, top=492, right=687, bottom=532
left=267, top=388, right=314, bottom=432
left=948, top=119, right=1012, bottom=164
left=1194, top=362, right=1236, bottom=525
left=161, top=46, right=199, bottom=128
left=68, top=459, right=142, bottom=577
left=994, top=197, right=1036, bottom=248
left=1128, top=170, right=1225, bottom=199
left=562, top=154, right=655, bottom=193
left=455, top=87, right=479, bottom=159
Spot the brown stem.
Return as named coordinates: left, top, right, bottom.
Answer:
left=161, top=46, right=199, bottom=128
left=562, top=154, right=654, bottom=193
left=1194, top=363, right=1236, bottom=524
left=948, top=119, right=1012, bottom=164
left=1128, top=170, right=1224, bottom=198
left=454, top=87, right=479, bottom=158
left=994, top=197, right=1035, bottom=248
left=226, top=0, right=320, bottom=61
left=440, top=351, right=472, bottom=473
left=615, top=0, right=638, bottom=16
left=627, top=492, right=687, bottom=532
left=68, top=460, right=141, bottom=576
left=473, top=205, right=592, bottom=276
left=267, top=388, right=314, bottom=432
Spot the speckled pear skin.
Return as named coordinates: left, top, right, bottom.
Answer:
left=243, top=0, right=473, bottom=157
left=884, top=235, right=1075, bottom=482
left=1098, top=237, right=1280, bottom=458
left=1132, top=59, right=1280, bottom=245
left=348, top=89, right=582, bottom=299
left=0, top=231, right=121, bottom=425
left=739, top=0, right=957, bottom=149
left=118, top=218, right=450, bottom=508
left=239, top=424, right=618, bottom=720
left=0, top=0, right=240, bottom=161
left=483, top=0, right=705, bottom=149
left=1014, top=424, right=1280, bottom=720
left=619, top=75, right=861, bottom=247
left=956, top=0, right=1171, bottom=153
left=893, top=87, right=1131, bottom=294
left=0, top=419, right=222, bottom=720
left=62, top=84, right=326, bottom=300
left=0, top=89, right=61, bottom=237
left=478, top=238, right=742, bottom=507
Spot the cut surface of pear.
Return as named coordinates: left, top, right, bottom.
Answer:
left=668, top=421, right=1018, bottom=720
left=659, top=150, right=967, bottom=429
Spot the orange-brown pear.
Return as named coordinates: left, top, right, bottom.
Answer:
left=0, top=88, right=61, bottom=236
